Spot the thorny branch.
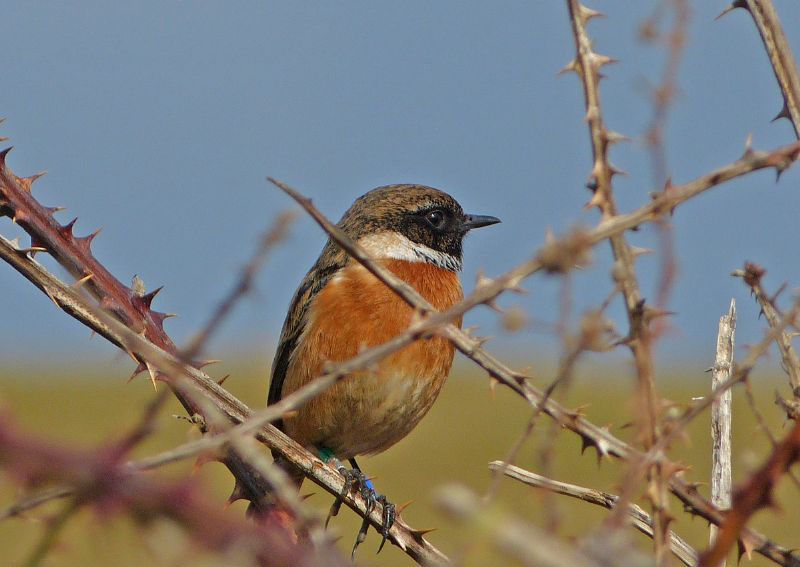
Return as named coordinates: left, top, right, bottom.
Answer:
left=733, top=262, right=800, bottom=404
left=0, top=411, right=337, bottom=567
left=640, top=0, right=689, bottom=312
left=0, top=2, right=800, bottom=564
left=700, top=420, right=800, bottom=566
left=0, top=151, right=451, bottom=563
left=271, top=175, right=800, bottom=566
left=489, top=463, right=697, bottom=567
left=2, top=121, right=800, bottom=564
left=720, top=0, right=800, bottom=138
left=0, top=230, right=450, bottom=565
left=565, top=2, right=668, bottom=558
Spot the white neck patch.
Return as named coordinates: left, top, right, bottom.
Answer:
left=357, top=232, right=462, bottom=272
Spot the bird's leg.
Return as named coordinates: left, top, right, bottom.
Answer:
left=319, top=447, right=351, bottom=528
left=347, top=458, right=396, bottom=556
left=319, top=448, right=395, bottom=555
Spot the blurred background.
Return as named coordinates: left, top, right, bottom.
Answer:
left=2, top=2, right=800, bottom=565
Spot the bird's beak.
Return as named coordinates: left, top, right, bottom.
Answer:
left=463, top=214, right=501, bottom=231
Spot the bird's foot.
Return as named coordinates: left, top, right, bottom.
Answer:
left=323, top=458, right=395, bottom=556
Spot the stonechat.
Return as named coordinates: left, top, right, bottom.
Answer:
left=269, top=184, right=499, bottom=549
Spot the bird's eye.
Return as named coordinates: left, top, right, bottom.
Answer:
left=425, top=209, right=446, bottom=229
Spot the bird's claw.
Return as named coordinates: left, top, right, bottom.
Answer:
left=325, top=464, right=395, bottom=557
left=325, top=464, right=355, bottom=528
left=376, top=494, right=396, bottom=553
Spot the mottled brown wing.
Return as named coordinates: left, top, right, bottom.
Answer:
left=268, top=246, right=343, bottom=410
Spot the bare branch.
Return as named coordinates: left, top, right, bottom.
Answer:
left=710, top=299, right=736, bottom=559
left=565, top=1, right=667, bottom=556
left=437, top=484, right=607, bottom=567
left=490, top=462, right=698, bottom=567
left=700, top=420, right=800, bottom=566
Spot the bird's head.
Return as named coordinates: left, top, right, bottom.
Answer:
left=337, top=184, right=500, bottom=272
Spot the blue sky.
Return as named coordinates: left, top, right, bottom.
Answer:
left=1, top=2, right=800, bottom=375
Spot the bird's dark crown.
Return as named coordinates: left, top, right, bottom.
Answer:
left=334, top=184, right=499, bottom=271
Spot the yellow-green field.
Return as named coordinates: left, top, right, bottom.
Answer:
left=1, top=358, right=797, bottom=566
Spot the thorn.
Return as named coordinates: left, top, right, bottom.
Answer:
left=605, top=130, right=629, bottom=145
left=411, top=527, right=437, bottom=539
left=716, top=0, right=748, bottom=20
left=742, top=133, right=754, bottom=158
left=608, top=163, right=627, bottom=177
left=193, top=453, right=216, bottom=473
left=217, top=374, right=230, bottom=386
left=145, top=361, right=158, bottom=391
left=630, top=246, right=654, bottom=258
left=580, top=434, right=595, bottom=454
left=585, top=190, right=605, bottom=210
left=301, top=492, right=316, bottom=501
left=196, top=359, right=221, bottom=369
left=151, top=311, right=177, bottom=325
left=643, top=306, right=674, bottom=323
left=0, top=147, right=13, bottom=165
left=737, top=531, right=758, bottom=561
left=126, top=362, right=146, bottom=384
left=227, top=481, right=250, bottom=505
left=61, top=218, right=78, bottom=236
left=140, top=285, right=163, bottom=308
left=72, top=273, right=94, bottom=288
left=46, top=206, right=66, bottom=215
left=20, top=171, right=47, bottom=191
left=19, top=245, right=47, bottom=257
left=578, top=4, right=604, bottom=23
left=662, top=176, right=674, bottom=195
left=772, top=103, right=791, bottom=123
left=558, top=58, right=579, bottom=75
left=588, top=53, right=617, bottom=69
left=474, top=269, right=495, bottom=290
left=78, top=228, right=102, bottom=250
left=43, top=286, right=62, bottom=309
left=395, top=500, right=414, bottom=515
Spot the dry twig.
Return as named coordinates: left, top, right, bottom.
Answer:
left=709, top=300, right=736, bottom=560
left=700, top=420, right=800, bottom=566
left=564, top=2, right=668, bottom=557
left=489, top=462, right=697, bottom=567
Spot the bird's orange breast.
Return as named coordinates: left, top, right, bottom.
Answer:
left=281, top=259, right=463, bottom=459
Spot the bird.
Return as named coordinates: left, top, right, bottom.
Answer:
left=268, top=184, right=500, bottom=551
